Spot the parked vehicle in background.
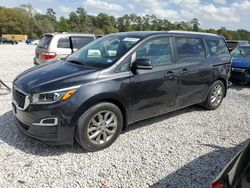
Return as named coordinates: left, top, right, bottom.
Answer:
left=26, top=38, right=32, bottom=45
left=226, top=40, right=249, bottom=52
left=13, top=31, right=231, bottom=151
left=230, top=45, right=250, bottom=85
left=211, top=142, right=250, bottom=188
left=31, top=40, right=39, bottom=45
left=34, top=33, right=96, bottom=65
left=0, top=37, right=18, bottom=44
left=26, top=38, right=40, bottom=45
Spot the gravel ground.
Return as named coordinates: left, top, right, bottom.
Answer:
left=0, top=43, right=250, bottom=188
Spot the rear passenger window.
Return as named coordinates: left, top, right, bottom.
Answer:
left=206, top=39, right=229, bottom=56
left=57, top=36, right=95, bottom=49
left=71, top=36, right=95, bottom=49
left=136, top=37, right=172, bottom=66
left=175, top=37, right=205, bottom=62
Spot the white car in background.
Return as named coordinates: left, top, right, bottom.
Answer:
left=31, top=40, right=40, bottom=45
left=34, top=33, right=96, bottom=65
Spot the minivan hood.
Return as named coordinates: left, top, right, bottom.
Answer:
left=231, top=57, right=250, bottom=69
left=14, top=60, right=101, bottom=93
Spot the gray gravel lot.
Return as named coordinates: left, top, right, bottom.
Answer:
left=0, top=43, right=250, bottom=188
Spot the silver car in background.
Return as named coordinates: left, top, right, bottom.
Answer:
left=34, top=33, right=96, bottom=65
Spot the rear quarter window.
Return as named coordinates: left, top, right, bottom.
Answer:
left=206, top=39, right=229, bottom=56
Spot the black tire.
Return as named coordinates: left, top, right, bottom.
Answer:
left=75, top=102, right=123, bottom=152
left=202, top=80, right=225, bottom=110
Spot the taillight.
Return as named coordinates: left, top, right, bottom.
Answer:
left=211, top=181, right=224, bottom=188
left=41, top=52, right=57, bottom=60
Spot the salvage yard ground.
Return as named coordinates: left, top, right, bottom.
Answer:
left=0, top=44, right=250, bottom=187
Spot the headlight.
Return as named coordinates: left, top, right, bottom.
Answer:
left=31, top=85, right=81, bottom=104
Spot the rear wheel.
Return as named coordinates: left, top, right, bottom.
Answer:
left=203, top=80, right=225, bottom=110
left=76, top=102, right=123, bottom=152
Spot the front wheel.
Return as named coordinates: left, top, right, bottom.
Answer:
left=76, top=102, right=123, bottom=152
left=202, top=80, right=225, bottom=110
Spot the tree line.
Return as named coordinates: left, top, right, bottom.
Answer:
left=1, top=4, right=250, bottom=40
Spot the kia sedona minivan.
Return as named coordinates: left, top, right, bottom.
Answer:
left=12, top=31, right=231, bottom=151
left=34, top=33, right=96, bottom=65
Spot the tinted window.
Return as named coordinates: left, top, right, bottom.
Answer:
left=38, top=35, right=52, bottom=48
left=116, top=56, right=131, bottom=72
left=72, top=36, right=95, bottom=49
left=227, top=41, right=238, bottom=51
left=136, top=37, right=172, bottom=66
left=206, top=39, right=229, bottom=56
left=57, top=37, right=70, bottom=48
left=57, top=36, right=95, bottom=49
left=175, top=37, right=205, bottom=62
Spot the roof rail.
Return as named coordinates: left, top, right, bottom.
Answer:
left=169, top=30, right=219, bottom=37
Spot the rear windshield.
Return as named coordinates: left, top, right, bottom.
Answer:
left=57, top=36, right=95, bottom=49
left=38, top=35, right=52, bottom=48
left=227, top=42, right=238, bottom=49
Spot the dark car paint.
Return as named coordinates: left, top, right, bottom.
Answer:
left=12, top=32, right=231, bottom=145
left=14, top=60, right=101, bottom=93
left=212, top=142, right=250, bottom=188
left=231, top=57, right=250, bottom=85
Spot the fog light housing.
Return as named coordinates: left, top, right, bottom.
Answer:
left=32, top=118, right=58, bottom=126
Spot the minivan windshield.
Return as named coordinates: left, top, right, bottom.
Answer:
left=231, top=46, right=250, bottom=58
left=66, top=34, right=142, bottom=68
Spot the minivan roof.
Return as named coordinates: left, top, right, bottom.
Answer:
left=43, top=33, right=96, bottom=37
left=109, top=31, right=223, bottom=39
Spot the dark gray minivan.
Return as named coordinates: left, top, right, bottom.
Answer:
left=13, top=31, right=231, bottom=151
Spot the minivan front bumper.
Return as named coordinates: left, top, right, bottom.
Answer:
left=12, top=101, right=76, bottom=145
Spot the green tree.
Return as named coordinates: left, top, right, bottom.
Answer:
left=190, top=18, right=200, bottom=31
left=58, top=17, right=71, bottom=32
left=20, top=3, right=35, bottom=37
left=46, top=8, right=56, bottom=21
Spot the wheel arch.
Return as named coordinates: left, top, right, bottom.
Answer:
left=216, top=77, right=227, bottom=97
left=71, top=95, right=129, bottom=134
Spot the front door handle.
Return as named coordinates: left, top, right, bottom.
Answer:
left=164, top=71, right=174, bottom=79
left=179, top=68, right=188, bottom=75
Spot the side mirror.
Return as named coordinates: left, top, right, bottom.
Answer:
left=132, top=58, right=153, bottom=71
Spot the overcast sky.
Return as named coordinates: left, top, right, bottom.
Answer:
left=1, top=0, right=250, bottom=30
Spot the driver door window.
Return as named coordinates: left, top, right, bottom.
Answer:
left=135, top=37, right=172, bottom=66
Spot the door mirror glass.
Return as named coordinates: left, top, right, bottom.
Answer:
left=132, top=58, right=153, bottom=70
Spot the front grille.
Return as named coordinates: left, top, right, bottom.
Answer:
left=13, top=88, right=26, bottom=109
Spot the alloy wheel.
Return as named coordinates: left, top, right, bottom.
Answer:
left=87, top=110, right=118, bottom=145
left=210, top=84, right=223, bottom=106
